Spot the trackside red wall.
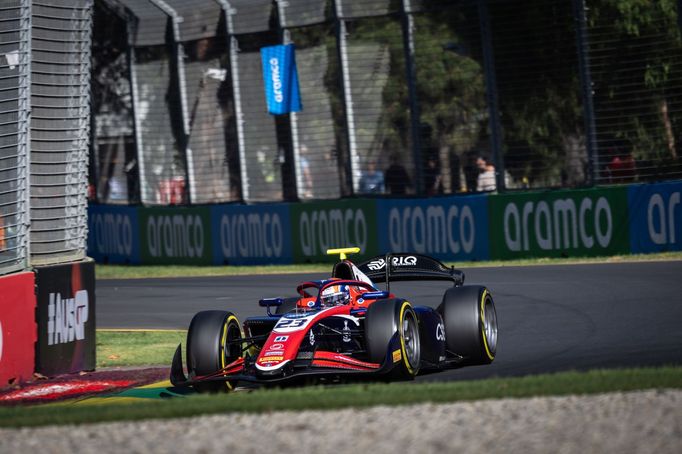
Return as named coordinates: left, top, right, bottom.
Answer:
left=0, top=272, right=36, bottom=386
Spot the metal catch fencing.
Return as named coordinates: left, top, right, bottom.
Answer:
left=0, top=0, right=31, bottom=275
left=91, top=0, right=682, bottom=206
left=29, top=0, right=91, bottom=266
left=0, top=0, right=92, bottom=276
left=587, top=0, right=682, bottom=184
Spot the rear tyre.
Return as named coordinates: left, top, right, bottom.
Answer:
left=438, top=286, right=497, bottom=365
left=365, top=299, right=421, bottom=379
left=186, top=310, right=243, bottom=393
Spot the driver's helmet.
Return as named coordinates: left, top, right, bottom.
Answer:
left=320, top=284, right=351, bottom=307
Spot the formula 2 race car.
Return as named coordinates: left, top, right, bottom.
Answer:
left=170, top=248, right=498, bottom=392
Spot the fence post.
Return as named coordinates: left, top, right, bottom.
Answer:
left=401, top=0, right=423, bottom=195
left=572, top=0, right=598, bottom=186
left=149, top=0, right=192, bottom=204
left=215, top=1, right=244, bottom=202
left=334, top=16, right=359, bottom=195
left=125, top=14, right=143, bottom=204
left=331, top=0, right=355, bottom=196
left=77, top=2, right=92, bottom=252
left=17, top=0, right=32, bottom=271
left=477, top=0, right=506, bottom=192
left=273, top=6, right=298, bottom=202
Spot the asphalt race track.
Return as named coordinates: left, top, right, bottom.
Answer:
left=97, top=261, right=682, bottom=382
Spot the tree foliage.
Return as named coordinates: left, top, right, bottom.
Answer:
left=588, top=0, right=682, bottom=166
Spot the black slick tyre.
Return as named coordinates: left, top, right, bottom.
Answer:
left=186, top=310, right=243, bottom=393
left=438, top=286, right=497, bottom=365
left=365, top=299, right=421, bottom=379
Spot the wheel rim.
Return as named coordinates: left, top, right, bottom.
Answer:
left=224, top=323, right=241, bottom=363
left=401, top=309, right=420, bottom=368
left=483, top=296, right=498, bottom=355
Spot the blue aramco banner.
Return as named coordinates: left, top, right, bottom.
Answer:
left=628, top=181, right=682, bottom=253
left=211, top=204, right=293, bottom=265
left=375, top=195, right=490, bottom=262
left=261, top=44, right=302, bottom=115
left=87, top=204, right=140, bottom=264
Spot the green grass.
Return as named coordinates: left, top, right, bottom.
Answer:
left=96, top=330, right=186, bottom=368
left=96, top=252, right=682, bottom=280
left=1, top=366, right=680, bottom=428
left=95, top=263, right=331, bottom=279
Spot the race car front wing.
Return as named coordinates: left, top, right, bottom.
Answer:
left=170, top=333, right=405, bottom=388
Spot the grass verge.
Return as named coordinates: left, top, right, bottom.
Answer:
left=1, top=366, right=681, bottom=428
left=96, top=252, right=682, bottom=279
left=96, top=330, right=185, bottom=368
left=96, top=252, right=682, bottom=280
left=96, top=263, right=330, bottom=280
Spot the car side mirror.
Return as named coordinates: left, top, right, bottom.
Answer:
left=259, top=297, right=284, bottom=307
left=259, top=297, right=284, bottom=316
left=360, top=291, right=390, bottom=300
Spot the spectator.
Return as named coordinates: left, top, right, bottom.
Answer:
left=385, top=153, right=411, bottom=195
left=108, top=174, right=127, bottom=202
left=606, top=153, right=636, bottom=183
left=423, top=154, right=443, bottom=196
left=476, top=155, right=497, bottom=191
left=358, top=160, right=385, bottom=194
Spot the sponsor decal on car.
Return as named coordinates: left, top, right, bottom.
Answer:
left=265, top=351, right=284, bottom=357
left=274, top=336, right=288, bottom=342
left=367, top=256, right=417, bottom=271
left=258, top=356, right=283, bottom=363
left=392, top=349, right=402, bottom=363
left=268, top=343, right=285, bottom=351
left=436, top=323, right=445, bottom=341
left=366, top=259, right=385, bottom=271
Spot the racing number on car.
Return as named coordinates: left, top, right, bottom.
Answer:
left=275, top=318, right=307, bottom=329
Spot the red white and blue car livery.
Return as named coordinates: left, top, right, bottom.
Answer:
left=170, top=248, right=498, bottom=392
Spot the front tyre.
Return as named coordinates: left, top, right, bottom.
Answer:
left=186, top=310, right=243, bottom=393
left=438, top=286, right=497, bottom=365
left=365, top=299, right=421, bottom=379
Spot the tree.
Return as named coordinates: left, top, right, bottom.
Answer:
left=588, top=0, right=682, bottom=175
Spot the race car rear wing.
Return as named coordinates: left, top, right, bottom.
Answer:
left=356, top=253, right=464, bottom=289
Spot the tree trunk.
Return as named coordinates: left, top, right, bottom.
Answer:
left=562, top=132, right=587, bottom=187
left=661, top=99, right=677, bottom=159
